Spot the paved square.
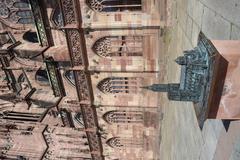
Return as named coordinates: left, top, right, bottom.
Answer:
left=160, top=0, right=240, bottom=159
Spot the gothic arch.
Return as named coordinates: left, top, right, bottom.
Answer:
left=92, top=36, right=142, bottom=58
left=86, top=0, right=142, bottom=12
left=50, top=5, right=63, bottom=28
left=23, top=31, right=38, bottom=43
left=106, top=137, right=143, bottom=148
left=103, top=110, right=143, bottom=124
left=106, top=137, right=123, bottom=148
left=64, top=70, right=75, bottom=86
left=35, top=69, right=50, bottom=86
left=97, top=77, right=138, bottom=94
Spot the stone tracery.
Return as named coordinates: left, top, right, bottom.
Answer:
left=92, top=36, right=143, bottom=57
left=97, top=77, right=138, bottom=94
left=86, top=0, right=142, bottom=12
left=103, top=110, right=143, bottom=123
left=106, top=137, right=143, bottom=148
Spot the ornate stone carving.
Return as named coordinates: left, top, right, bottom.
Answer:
left=97, top=77, right=138, bottom=94
left=60, top=0, right=76, bottom=25
left=88, top=132, right=100, bottom=150
left=106, top=137, right=122, bottom=148
left=66, top=29, right=84, bottom=66
left=60, top=1, right=104, bottom=159
left=75, top=71, right=90, bottom=100
left=87, top=0, right=104, bottom=12
left=92, top=37, right=111, bottom=57
left=81, top=106, right=103, bottom=159
left=103, top=110, right=143, bottom=124
left=92, top=36, right=143, bottom=57
left=82, top=105, right=95, bottom=128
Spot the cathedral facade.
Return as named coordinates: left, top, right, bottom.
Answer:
left=0, top=0, right=167, bottom=159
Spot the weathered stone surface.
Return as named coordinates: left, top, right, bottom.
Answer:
left=202, top=7, right=231, bottom=39
left=231, top=24, right=240, bottom=40
left=200, top=0, right=240, bottom=27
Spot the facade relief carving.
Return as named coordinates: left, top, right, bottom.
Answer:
left=66, top=29, right=84, bottom=66
left=60, top=0, right=77, bottom=25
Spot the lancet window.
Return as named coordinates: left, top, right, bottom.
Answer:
left=87, top=0, right=142, bottom=12
left=23, top=31, right=38, bottom=43
left=103, top=110, right=143, bottom=123
left=64, top=70, right=75, bottom=86
left=51, top=5, right=64, bottom=28
left=106, top=137, right=143, bottom=148
left=97, top=77, right=139, bottom=94
left=92, top=36, right=143, bottom=58
left=35, top=69, right=50, bottom=86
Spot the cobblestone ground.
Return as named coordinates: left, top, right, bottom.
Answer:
left=159, top=0, right=240, bottom=160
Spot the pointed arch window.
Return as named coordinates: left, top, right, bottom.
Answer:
left=51, top=6, right=64, bottom=28
left=92, top=36, right=143, bottom=58
left=35, top=69, right=50, bottom=86
left=106, top=137, right=143, bottom=148
left=97, top=77, right=138, bottom=94
left=103, top=110, right=143, bottom=123
left=64, top=70, right=75, bottom=86
left=87, top=0, right=142, bottom=12
left=23, top=31, right=38, bottom=43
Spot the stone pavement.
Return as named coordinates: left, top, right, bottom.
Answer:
left=159, top=0, right=240, bottom=160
